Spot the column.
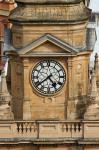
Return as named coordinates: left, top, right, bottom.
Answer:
left=23, top=58, right=32, bottom=120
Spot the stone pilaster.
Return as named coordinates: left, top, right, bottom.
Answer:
left=23, top=59, right=32, bottom=120
left=68, top=58, right=73, bottom=98
left=67, top=58, right=77, bottom=120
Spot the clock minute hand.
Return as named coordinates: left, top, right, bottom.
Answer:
left=36, top=74, right=52, bottom=86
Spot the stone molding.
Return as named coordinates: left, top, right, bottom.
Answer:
left=0, top=120, right=99, bottom=144
left=9, top=2, right=90, bottom=23
left=15, top=0, right=82, bottom=4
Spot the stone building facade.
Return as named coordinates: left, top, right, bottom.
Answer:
left=0, top=0, right=15, bottom=73
left=0, top=0, right=99, bottom=150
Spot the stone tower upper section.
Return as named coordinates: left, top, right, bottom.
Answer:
left=8, top=0, right=91, bottom=50
left=9, top=0, right=90, bottom=23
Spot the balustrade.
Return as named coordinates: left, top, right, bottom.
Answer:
left=15, top=121, right=38, bottom=138
left=1, top=120, right=99, bottom=141
left=14, top=121, right=83, bottom=139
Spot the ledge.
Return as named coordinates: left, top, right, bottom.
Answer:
left=15, top=0, right=82, bottom=4
left=0, top=120, right=99, bottom=145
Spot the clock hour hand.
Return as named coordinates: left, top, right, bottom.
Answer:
left=35, top=74, right=52, bottom=86
left=49, top=76, right=63, bottom=88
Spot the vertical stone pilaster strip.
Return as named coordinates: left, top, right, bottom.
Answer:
left=23, top=59, right=32, bottom=120
left=68, top=58, right=73, bottom=98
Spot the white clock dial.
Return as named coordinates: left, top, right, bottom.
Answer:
left=31, top=60, right=66, bottom=95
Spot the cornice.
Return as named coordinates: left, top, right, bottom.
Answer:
left=15, top=0, right=82, bottom=4
left=9, top=2, right=91, bottom=23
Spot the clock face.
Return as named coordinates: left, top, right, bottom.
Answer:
left=31, top=60, right=66, bottom=96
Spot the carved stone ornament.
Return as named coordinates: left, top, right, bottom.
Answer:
left=0, top=70, right=14, bottom=120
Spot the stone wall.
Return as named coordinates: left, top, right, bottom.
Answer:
left=0, top=145, right=99, bottom=150
left=12, top=23, right=87, bottom=50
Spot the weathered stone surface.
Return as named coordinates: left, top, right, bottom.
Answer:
left=84, top=70, right=99, bottom=120
left=1, top=0, right=99, bottom=149
left=9, top=2, right=90, bottom=22
left=0, top=70, right=14, bottom=120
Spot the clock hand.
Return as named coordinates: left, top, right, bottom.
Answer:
left=36, top=74, right=52, bottom=86
left=48, top=76, right=57, bottom=88
left=49, top=76, right=63, bottom=87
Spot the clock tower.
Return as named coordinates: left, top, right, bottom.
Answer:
left=6, top=0, right=91, bottom=121
left=1, top=0, right=99, bottom=150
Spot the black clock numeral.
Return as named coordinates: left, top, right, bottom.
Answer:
left=40, top=86, right=44, bottom=91
left=58, top=82, right=63, bottom=85
left=35, top=81, right=40, bottom=86
left=33, top=76, right=37, bottom=79
left=35, top=69, right=39, bottom=72
left=47, top=87, right=50, bottom=93
left=52, top=82, right=57, bottom=89
left=59, top=69, right=62, bottom=72
left=60, top=76, right=64, bottom=78
left=40, top=63, right=44, bottom=68
left=47, top=61, right=50, bottom=67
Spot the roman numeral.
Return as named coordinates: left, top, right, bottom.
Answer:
left=58, top=82, right=63, bottom=85
left=35, top=81, right=40, bottom=86
left=60, top=76, right=64, bottom=78
left=47, top=61, right=50, bottom=67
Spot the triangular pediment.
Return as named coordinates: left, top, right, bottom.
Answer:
left=18, top=34, right=78, bottom=57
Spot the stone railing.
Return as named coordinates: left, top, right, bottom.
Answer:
left=16, top=121, right=83, bottom=139
left=0, top=120, right=99, bottom=143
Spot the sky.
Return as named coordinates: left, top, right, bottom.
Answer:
left=89, top=0, right=99, bottom=65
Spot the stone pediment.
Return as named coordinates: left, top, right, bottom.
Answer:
left=18, top=34, right=78, bottom=57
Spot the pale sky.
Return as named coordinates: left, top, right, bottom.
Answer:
left=89, top=0, right=99, bottom=66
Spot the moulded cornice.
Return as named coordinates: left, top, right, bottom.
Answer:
left=15, top=0, right=82, bottom=4
left=9, top=2, right=91, bottom=23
